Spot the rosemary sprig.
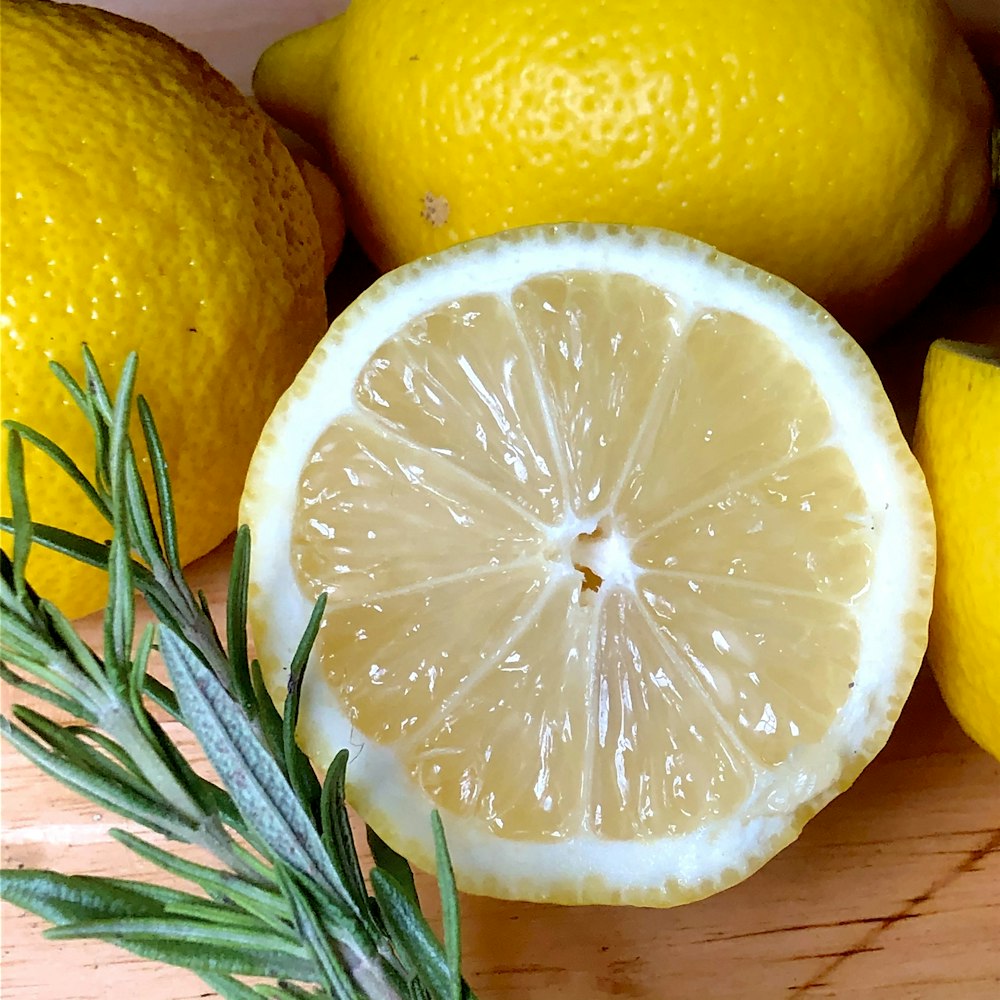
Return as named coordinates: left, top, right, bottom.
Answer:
left=0, top=348, right=475, bottom=1000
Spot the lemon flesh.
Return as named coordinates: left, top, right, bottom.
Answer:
left=243, top=225, right=935, bottom=905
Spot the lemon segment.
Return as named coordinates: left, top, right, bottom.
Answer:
left=242, top=224, right=935, bottom=905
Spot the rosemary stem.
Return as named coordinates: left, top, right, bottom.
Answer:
left=1, top=349, right=477, bottom=999
left=94, top=697, right=266, bottom=883
left=97, top=699, right=204, bottom=819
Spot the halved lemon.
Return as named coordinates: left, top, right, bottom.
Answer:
left=241, top=224, right=935, bottom=906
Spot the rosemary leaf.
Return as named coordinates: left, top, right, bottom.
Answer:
left=158, top=627, right=349, bottom=907
left=47, top=358, right=92, bottom=423
left=368, top=827, right=420, bottom=912
left=110, top=829, right=289, bottom=933
left=263, top=983, right=335, bottom=1000
left=1, top=420, right=112, bottom=520
left=4, top=427, right=33, bottom=603
left=44, top=916, right=316, bottom=980
left=136, top=394, right=182, bottom=576
left=430, top=812, right=465, bottom=1000
left=141, top=671, right=183, bottom=719
left=79, top=345, right=115, bottom=425
left=321, top=751, right=372, bottom=919
left=0, top=662, right=87, bottom=718
left=126, top=625, right=166, bottom=747
left=124, top=625, right=238, bottom=826
left=122, top=447, right=165, bottom=571
left=0, top=614, right=98, bottom=704
left=0, top=868, right=205, bottom=924
left=161, top=899, right=274, bottom=932
left=371, top=869, right=453, bottom=1000
left=11, top=706, right=154, bottom=799
left=197, top=973, right=273, bottom=1000
left=43, top=594, right=119, bottom=696
left=0, top=716, right=196, bottom=841
left=225, top=525, right=256, bottom=715
left=274, top=862, right=365, bottom=1000
left=104, top=355, right=138, bottom=685
left=283, top=594, right=327, bottom=821
left=0, top=518, right=154, bottom=587
left=252, top=657, right=288, bottom=765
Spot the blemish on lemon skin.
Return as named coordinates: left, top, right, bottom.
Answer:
left=421, top=192, right=450, bottom=226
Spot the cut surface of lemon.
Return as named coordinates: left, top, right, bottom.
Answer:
left=241, top=224, right=935, bottom=906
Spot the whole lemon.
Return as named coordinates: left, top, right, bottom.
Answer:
left=913, top=338, right=1000, bottom=762
left=0, top=0, right=329, bottom=618
left=254, top=0, right=996, bottom=339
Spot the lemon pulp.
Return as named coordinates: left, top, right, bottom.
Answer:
left=289, top=271, right=870, bottom=842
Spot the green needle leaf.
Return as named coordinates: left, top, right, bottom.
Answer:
left=251, top=657, right=288, bottom=764
left=0, top=663, right=86, bottom=718
left=197, top=973, right=273, bottom=1000
left=44, top=916, right=316, bottom=980
left=431, top=812, right=464, bottom=1000
left=274, top=862, right=364, bottom=999
left=0, top=869, right=196, bottom=924
left=368, top=827, right=420, bottom=912
left=321, top=751, right=371, bottom=918
left=5, top=427, right=32, bottom=600
left=111, top=829, right=286, bottom=931
left=283, top=593, right=327, bottom=820
left=0, top=717, right=194, bottom=840
left=158, top=627, right=350, bottom=908
left=226, top=525, right=255, bottom=714
left=136, top=393, right=181, bottom=571
left=371, top=869, right=452, bottom=1000
left=1, top=421, right=112, bottom=521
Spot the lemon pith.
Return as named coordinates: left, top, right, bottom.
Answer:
left=242, top=225, right=935, bottom=906
left=0, top=0, right=328, bottom=617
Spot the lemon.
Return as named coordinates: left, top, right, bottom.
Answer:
left=0, top=0, right=330, bottom=618
left=241, top=224, right=935, bottom=906
left=285, top=139, right=347, bottom=275
left=913, top=339, right=1000, bottom=761
left=253, top=0, right=997, bottom=339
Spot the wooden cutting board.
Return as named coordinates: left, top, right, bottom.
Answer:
left=3, top=20, right=1000, bottom=993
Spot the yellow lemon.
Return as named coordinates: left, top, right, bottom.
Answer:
left=913, top=338, right=1000, bottom=761
left=0, top=0, right=330, bottom=618
left=274, top=123, right=348, bottom=275
left=241, top=224, right=935, bottom=906
left=253, top=0, right=997, bottom=340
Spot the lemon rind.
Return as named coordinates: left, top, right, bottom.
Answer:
left=241, top=223, right=934, bottom=905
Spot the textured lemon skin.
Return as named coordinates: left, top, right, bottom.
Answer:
left=254, top=0, right=996, bottom=339
left=914, top=340, right=1000, bottom=761
left=0, top=0, right=328, bottom=618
